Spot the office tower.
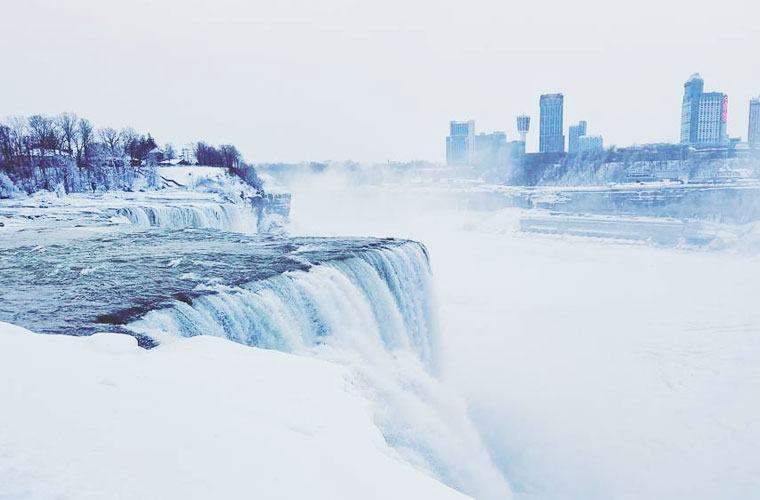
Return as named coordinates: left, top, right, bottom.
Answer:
left=749, top=97, right=760, bottom=149
left=696, top=92, right=728, bottom=145
left=539, top=94, right=564, bottom=153
left=446, top=120, right=475, bottom=166
left=680, top=74, right=728, bottom=146
left=568, top=120, right=588, bottom=154
left=681, top=73, right=704, bottom=144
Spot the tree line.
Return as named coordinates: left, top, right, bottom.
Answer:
left=0, top=113, right=262, bottom=195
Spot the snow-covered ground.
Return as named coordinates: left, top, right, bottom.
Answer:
left=0, top=322, right=467, bottom=500
left=285, top=178, right=760, bottom=499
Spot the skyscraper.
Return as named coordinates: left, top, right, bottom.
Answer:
left=680, top=74, right=728, bottom=146
left=696, top=92, right=728, bottom=145
left=681, top=73, right=704, bottom=144
left=446, top=120, right=475, bottom=166
left=539, top=94, right=564, bottom=153
left=568, top=120, right=587, bottom=154
left=749, top=97, right=760, bottom=149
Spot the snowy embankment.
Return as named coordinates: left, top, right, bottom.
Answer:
left=0, top=166, right=274, bottom=234
left=0, top=322, right=468, bottom=500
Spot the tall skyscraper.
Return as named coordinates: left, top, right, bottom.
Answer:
left=681, top=73, right=704, bottom=144
left=568, top=120, right=587, bottom=154
left=680, top=74, right=728, bottom=146
left=749, top=96, right=760, bottom=149
left=539, top=94, right=564, bottom=153
left=446, top=120, right=475, bottom=166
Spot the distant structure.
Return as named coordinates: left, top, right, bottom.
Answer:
left=516, top=115, right=530, bottom=143
left=568, top=121, right=588, bottom=154
left=474, top=132, right=508, bottom=167
left=578, top=135, right=604, bottom=153
left=539, top=94, right=564, bottom=153
left=446, top=120, right=475, bottom=166
left=749, top=96, right=760, bottom=149
left=680, top=73, right=704, bottom=144
left=680, top=74, right=728, bottom=146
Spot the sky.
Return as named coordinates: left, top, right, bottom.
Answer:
left=1, top=0, right=759, bottom=163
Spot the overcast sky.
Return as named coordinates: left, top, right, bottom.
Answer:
left=2, top=0, right=758, bottom=162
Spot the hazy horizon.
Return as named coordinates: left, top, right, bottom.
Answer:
left=2, top=0, right=759, bottom=163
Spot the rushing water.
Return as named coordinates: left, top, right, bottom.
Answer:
left=0, top=222, right=510, bottom=498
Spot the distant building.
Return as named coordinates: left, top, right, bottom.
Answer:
left=474, top=132, right=507, bottom=167
left=568, top=120, right=587, bottom=154
left=696, top=92, right=728, bottom=145
left=516, top=115, right=530, bottom=143
left=578, top=135, right=603, bottom=153
left=506, top=140, right=526, bottom=157
left=680, top=73, right=704, bottom=144
left=539, top=94, right=564, bottom=153
left=749, top=96, right=760, bottom=149
left=680, top=74, right=728, bottom=146
left=446, top=120, right=475, bottom=166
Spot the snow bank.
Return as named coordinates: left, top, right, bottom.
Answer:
left=0, top=323, right=468, bottom=500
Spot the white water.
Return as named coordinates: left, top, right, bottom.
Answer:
left=116, top=203, right=260, bottom=233
left=278, top=174, right=760, bottom=499
left=129, top=242, right=512, bottom=499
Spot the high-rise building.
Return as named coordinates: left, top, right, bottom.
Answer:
left=681, top=73, right=704, bottom=144
left=516, top=115, right=530, bottom=143
left=578, top=135, right=603, bottom=153
left=568, top=120, right=587, bottom=154
left=749, top=96, right=760, bottom=149
left=680, top=74, right=728, bottom=146
left=696, top=92, right=728, bottom=145
left=539, top=94, right=564, bottom=153
left=446, top=120, right=475, bottom=165
left=474, top=132, right=508, bottom=167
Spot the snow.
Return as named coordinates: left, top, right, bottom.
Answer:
left=283, top=175, right=760, bottom=499
left=0, top=322, right=468, bottom=500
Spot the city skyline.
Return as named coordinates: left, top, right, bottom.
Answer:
left=452, top=74, right=759, bottom=158
left=1, top=0, right=759, bottom=162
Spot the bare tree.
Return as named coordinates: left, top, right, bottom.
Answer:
left=56, top=113, right=79, bottom=157
left=98, top=127, right=121, bottom=156
left=5, top=117, right=29, bottom=157
left=28, top=115, right=60, bottom=154
left=219, top=144, right=241, bottom=168
left=163, top=143, right=176, bottom=160
left=76, top=118, right=93, bottom=164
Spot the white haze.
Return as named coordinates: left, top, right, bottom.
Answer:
left=282, top=170, right=760, bottom=499
left=1, top=0, right=759, bottom=162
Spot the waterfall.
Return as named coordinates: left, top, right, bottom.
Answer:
left=115, top=203, right=259, bottom=233
left=128, top=241, right=512, bottom=499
